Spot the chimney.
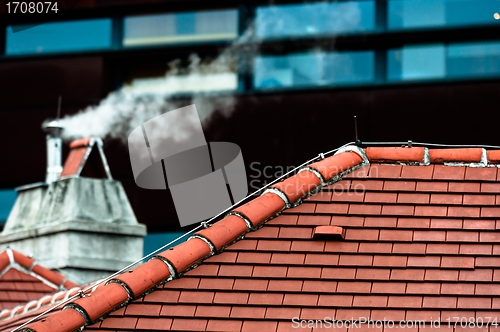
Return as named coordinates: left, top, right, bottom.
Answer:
left=1, top=137, right=146, bottom=284
left=42, top=120, right=64, bottom=184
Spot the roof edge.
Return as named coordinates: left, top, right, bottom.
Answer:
left=0, top=248, right=78, bottom=290
left=19, top=145, right=366, bottom=332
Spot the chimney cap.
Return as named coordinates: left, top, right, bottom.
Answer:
left=43, top=120, right=64, bottom=137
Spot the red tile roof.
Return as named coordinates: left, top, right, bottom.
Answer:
left=14, top=145, right=500, bottom=331
left=0, top=248, right=79, bottom=321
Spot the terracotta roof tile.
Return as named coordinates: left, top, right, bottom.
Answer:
left=369, top=164, right=403, bottom=178
left=486, top=149, right=500, bottom=163
left=400, top=165, right=434, bottom=179
left=366, top=147, right=425, bottom=163
left=15, top=144, right=500, bottom=331
left=196, top=215, right=249, bottom=251
left=429, top=148, right=483, bottom=163
left=208, top=319, right=243, bottom=332
left=435, top=166, right=467, bottom=181
left=465, top=167, right=498, bottom=181
left=136, top=317, right=173, bottom=330
left=229, top=306, right=266, bottom=318
left=272, top=170, right=322, bottom=204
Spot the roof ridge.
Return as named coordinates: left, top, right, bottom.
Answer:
left=17, top=145, right=367, bottom=332
left=0, top=248, right=78, bottom=290
left=0, top=248, right=80, bottom=321
left=366, top=146, right=500, bottom=166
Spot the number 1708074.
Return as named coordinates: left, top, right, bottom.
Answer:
left=6, top=2, right=58, bottom=13
left=446, top=317, right=499, bottom=328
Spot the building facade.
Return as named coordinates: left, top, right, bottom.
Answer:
left=1, top=0, right=500, bottom=249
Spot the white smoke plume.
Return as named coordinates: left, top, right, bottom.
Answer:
left=48, top=2, right=361, bottom=143
left=53, top=23, right=256, bottom=143
left=57, top=80, right=236, bottom=143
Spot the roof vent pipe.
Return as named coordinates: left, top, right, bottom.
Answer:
left=42, top=120, right=63, bottom=184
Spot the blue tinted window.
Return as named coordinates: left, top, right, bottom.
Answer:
left=388, top=41, right=500, bottom=81
left=124, top=10, right=238, bottom=47
left=447, top=42, right=500, bottom=78
left=256, top=1, right=375, bottom=39
left=0, top=190, right=16, bottom=224
left=6, top=19, right=112, bottom=55
left=388, top=45, right=446, bottom=81
left=388, top=0, right=500, bottom=30
left=176, top=13, right=197, bottom=35
left=254, top=51, right=374, bottom=89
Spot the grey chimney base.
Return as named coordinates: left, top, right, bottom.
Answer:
left=1, top=177, right=146, bottom=285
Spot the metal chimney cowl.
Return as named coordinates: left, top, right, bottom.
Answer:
left=0, top=136, right=146, bottom=284
left=43, top=120, right=64, bottom=184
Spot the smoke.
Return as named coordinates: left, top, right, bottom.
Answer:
left=53, top=22, right=256, bottom=143
left=57, top=77, right=237, bottom=143
left=49, top=2, right=362, bottom=144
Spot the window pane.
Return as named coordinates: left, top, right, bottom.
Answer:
left=388, top=41, right=500, bottom=81
left=6, top=19, right=112, bottom=55
left=388, top=0, right=500, bottom=30
left=0, top=189, right=16, bottom=224
left=254, top=51, right=374, bottom=89
left=447, top=42, right=500, bottom=77
left=388, top=45, right=446, bottom=81
left=256, top=1, right=375, bottom=39
left=124, top=10, right=238, bottom=47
